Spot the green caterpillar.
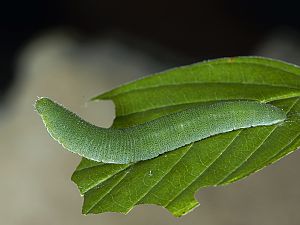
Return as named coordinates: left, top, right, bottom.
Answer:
left=35, top=97, right=286, bottom=164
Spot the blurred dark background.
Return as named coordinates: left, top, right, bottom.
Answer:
left=1, top=1, right=300, bottom=225
left=1, top=0, right=300, bottom=103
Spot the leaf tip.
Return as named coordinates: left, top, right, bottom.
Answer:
left=90, top=92, right=112, bottom=101
left=170, top=200, right=200, bottom=217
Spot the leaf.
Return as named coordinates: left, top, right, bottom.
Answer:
left=71, top=56, right=300, bottom=217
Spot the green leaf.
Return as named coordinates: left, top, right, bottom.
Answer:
left=71, top=56, right=300, bottom=217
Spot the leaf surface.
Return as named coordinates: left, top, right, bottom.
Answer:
left=72, top=56, right=300, bottom=217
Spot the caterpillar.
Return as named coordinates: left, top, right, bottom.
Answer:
left=35, top=97, right=286, bottom=164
